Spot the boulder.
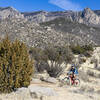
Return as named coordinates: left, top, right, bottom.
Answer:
left=28, top=85, right=58, bottom=97
left=44, top=77, right=58, bottom=84
left=4, top=87, right=33, bottom=100
left=40, top=76, right=58, bottom=84
left=31, top=78, right=42, bottom=84
left=15, top=88, right=32, bottom=100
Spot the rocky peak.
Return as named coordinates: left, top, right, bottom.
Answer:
left=84, top=8, right=93, bottom=13
left=80, top=8, right=100, bottom=25
left=0, top=6, right=24, bottom=20
left=0, top=6, right=17, bottom=11
left=82, top=8, right=94, bottom=18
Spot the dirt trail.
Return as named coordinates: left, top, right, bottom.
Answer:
left=31, top=81, right=99, bottom=100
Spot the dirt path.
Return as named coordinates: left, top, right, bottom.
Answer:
left=31, top=81, right=99, bottom=100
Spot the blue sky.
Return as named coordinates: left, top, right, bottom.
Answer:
left=0, top=0, right=100, bottom=12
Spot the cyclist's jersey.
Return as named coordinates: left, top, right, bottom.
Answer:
left=74, top=68, right=78, bottom=75
left=69, top=68, right=78, bottom=75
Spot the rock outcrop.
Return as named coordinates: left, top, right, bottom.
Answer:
left=80, top=8, right=100, bottom=26
left=23, top=8, right=100, bottom=27
left=0, top=7, right=24, bottom=20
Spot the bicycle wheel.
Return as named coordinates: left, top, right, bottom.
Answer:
left=63, top=77, right=71, bottom=85
left=74, top=79, right=80, bottom=87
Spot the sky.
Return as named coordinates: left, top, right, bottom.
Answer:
left=0, top=0, right=100, bottom=12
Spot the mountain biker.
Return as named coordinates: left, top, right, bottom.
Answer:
left=68, top=65, right=78, bottom=85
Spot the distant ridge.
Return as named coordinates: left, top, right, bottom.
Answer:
left=0, top=6, right=99, bottom=47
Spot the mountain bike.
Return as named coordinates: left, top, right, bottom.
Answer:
left=62, top=74, right=80, bottom=86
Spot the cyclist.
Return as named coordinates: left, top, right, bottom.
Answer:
left=68, top=65, right=78, bottom=85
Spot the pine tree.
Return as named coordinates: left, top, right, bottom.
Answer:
left=0, top=37, right=34, bottom=93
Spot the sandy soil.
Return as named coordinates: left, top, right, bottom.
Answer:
left=30, top=79, right=100, bottom=100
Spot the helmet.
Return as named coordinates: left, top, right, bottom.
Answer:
left=71, top=64, right=75, bottom=69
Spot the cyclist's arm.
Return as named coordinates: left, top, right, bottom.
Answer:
left=67, top=71, right=72, bottom=75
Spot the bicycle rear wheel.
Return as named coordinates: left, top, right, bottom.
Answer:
left=74, top=79, right=80, bottom=87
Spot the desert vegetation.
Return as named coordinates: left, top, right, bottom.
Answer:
left=71, top=45, right=94, bottom=57
left=0, top=36, right=34, bottom=93
left=0, top=35, right=95, bottom=94
left=29, top=45, right=73, bottom=77
left=29, top=44, right=94, bottom=77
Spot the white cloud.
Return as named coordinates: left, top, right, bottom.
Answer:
left=49, top=0, right=82, bottom=11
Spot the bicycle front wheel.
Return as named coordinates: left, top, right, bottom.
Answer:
left=63, top=77, right=71, bottom=85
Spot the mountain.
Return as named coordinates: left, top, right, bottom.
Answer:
left=0, top=7, right=24, bottom=20
left=40, top=17, right=100, bottom=45
left=80, top=8, right=100, bottom=26
left=0, top=17, right=92, bottom=48
left=23, top=8, right=100, bottom=27
left=22, top=10, right=76, bottom=23
left=0, top=7, right=100, bottom=47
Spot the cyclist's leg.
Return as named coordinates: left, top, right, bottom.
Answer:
left=72, top=74, right=75, bottom=85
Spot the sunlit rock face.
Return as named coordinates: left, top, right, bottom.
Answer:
left=81, top=8, right=100, bottom=25
left=0, top=7, right=24, bottom=20
left=23, top=8, right=100, bottom=27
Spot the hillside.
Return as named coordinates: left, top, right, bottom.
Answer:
left=40, top=17, right=100, bottom=45
left=0, top=7, right=97, bottom=47
left=0, top=7, right=24, bottom=20
left=0, top=17, right=86, bottom=47
left=0, top=7, right=100, bottom=47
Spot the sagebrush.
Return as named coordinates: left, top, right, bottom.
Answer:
left=30, top=45, right=73, bottom=77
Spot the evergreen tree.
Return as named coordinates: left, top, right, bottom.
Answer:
left=0, top=36, right=34, bottom=93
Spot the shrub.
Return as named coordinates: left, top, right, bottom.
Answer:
left=30, top=46, right=74, bottom=77
left=81, top=58, right=86, bottom=63
left=71, top=45, right=85, bottom=54
left=90, top=61, right=94, bottom=64
left=82, top=45, right=93, bottom=51
left=83, top=51, right=92, bottom=57
left=71, top=45, right=93, bottom=57
left=0, top=37, right=34, bottom=93
left=44, top=46, right=73, bottom=77
left=29, top=47, right=48, bottom=72
left=90, top=58, right=96, bottom=64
